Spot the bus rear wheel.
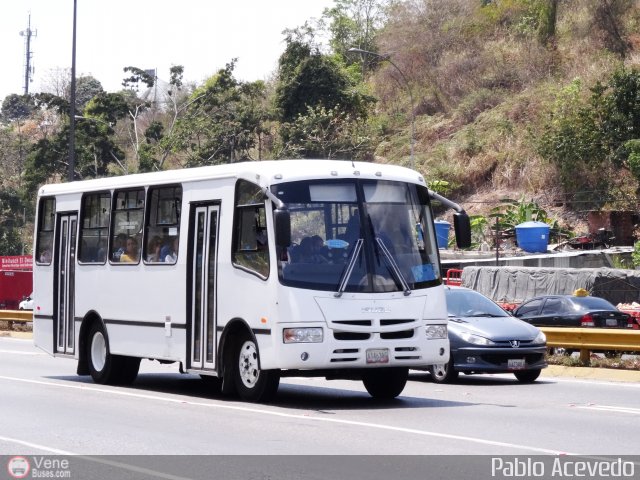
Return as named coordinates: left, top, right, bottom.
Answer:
left=233, top=333, right=279, bottom=403
left=362, top=367, right=409, bottom=399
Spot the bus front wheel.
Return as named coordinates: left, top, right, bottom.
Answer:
left=87, top=322, right=140, bottom=385
left=233, top=333, right=279, bottom=402
left=362, top=367, right=408, bottom=399
left=87, top=322, right=116, bottom=384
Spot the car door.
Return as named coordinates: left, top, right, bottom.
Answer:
left=514, top=298, right=544, bottom=325
left=538, top=297, right=568, bottom=327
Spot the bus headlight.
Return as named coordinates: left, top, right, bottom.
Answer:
left=283, top=327, right=323, bottom=344
left=425, top=325, right=447, bottom=339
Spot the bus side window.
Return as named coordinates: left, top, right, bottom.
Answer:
left=36, top=197, right=55, bottom=265
left=144, top=185, right=182, bottom=264
left=111, top=189, right=145, bottom=265
left=232, top=180, right=269, bottom=278
left=79, top=192, right=110, bottom=263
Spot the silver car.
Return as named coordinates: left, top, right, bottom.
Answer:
left=430, top=286, right=547, bottom=383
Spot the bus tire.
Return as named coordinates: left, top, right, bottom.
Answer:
left=87, top=322, right=117, bottom=384
left=115, top=356, right=141, bottom=385
left=362, top=367, right=408, bottom=399
left=233, top=333, right=280, bottom=402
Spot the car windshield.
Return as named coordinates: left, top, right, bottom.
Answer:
left=273, top=178, right=441, bottom=293
left=570, top=296, right=617, bottom=311
left=445, top=288, right=509, bottom=318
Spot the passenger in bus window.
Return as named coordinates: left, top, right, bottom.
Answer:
left=147, top=236, right=163, bottom=262
left=39, top=249, right=52, bottom=264
left=120, top=236, right=140, bottom=263
left=112, top=233, right=127, bottom=261
left=161, top=237, right=179, bottom=263
left=95, top=239, right=107, bottom=262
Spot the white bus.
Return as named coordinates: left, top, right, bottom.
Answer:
left=33, top=160, right=470, bottom=402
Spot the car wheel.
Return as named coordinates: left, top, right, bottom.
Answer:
left=233, top=332, right=280, bottom=402
left=514, top=369, right=541, bottom=383
left=429, top=357, right=458, bottom=384
left=362, top=367, right=408, bottom=399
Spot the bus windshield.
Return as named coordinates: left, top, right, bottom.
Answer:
left=273, top=178, right=441, bottom=294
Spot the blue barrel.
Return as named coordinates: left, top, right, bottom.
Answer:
left=515, top=221, right=550, bottom=253
left=434, top=220, right=450, bottom=249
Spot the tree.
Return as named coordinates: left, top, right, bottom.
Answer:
left=278, top=105, right=374, bottom=160
left=1, top=94, right=35, bottom=122
left=274, top=31, right=375, bottom=158
left=322, top=0, right=388, bottom=61
left=169, top=60, right=270, bottom=166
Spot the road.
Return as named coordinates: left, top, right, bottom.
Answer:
left=1, top=336, right=640, bottom=478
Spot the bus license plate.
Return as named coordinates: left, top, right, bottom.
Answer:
left=366, top=348, right=389, bottom=364
left=508, top=359, right=525, bottom=369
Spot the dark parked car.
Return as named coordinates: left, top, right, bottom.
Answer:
left=513, top=295, right=632, bottom=328
left=429, top=286, right=547, bottom=384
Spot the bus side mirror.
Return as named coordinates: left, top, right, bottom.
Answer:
left=274, top=209, right=291, bottom=247
left=453, top=212, right=471, bottom=249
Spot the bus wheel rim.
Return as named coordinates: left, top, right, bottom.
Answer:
left=91, top=331, right=106, bottom=372
left=238, top=340, right=260, bottom=389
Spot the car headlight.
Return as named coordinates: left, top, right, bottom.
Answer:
left=459, top=331, right=495, bottom=346
left=283, top=327, right=323, bottom=344
left=425, top=325, right=447, bottom=339
left=532, top=330, right=546, bottom=345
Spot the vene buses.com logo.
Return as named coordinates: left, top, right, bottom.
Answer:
left=7, top=456, right=30, bottom=479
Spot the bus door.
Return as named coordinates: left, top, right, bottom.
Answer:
left=55, top=213, right=77, bottom=355
left=190, top=205, right=220, bottom=371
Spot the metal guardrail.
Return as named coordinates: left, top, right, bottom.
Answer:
left=542, top=327, right=640, bottom=364
left=0, top=309, right=33, bottom=330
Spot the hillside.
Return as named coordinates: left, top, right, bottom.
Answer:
left=365, top=0, right=640, bottom=236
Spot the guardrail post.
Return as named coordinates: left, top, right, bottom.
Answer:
left=579, top=349, right=591, bottom=366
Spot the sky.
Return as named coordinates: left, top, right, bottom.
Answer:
left=1, top=0, right=334, bottom=101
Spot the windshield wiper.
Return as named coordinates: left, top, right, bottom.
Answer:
left=335, top=239, right=363, bottom=298
left=375, top=237, right=411, bottom=296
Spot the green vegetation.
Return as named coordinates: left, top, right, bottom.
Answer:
left=3, top=0, right=640, bottom=254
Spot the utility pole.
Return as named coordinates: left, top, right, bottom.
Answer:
left=68, top=0, right=77, bottom=182
left=20, top=14, right=37, bottom=94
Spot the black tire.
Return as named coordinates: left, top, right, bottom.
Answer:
left=200, top=374, right=223, bottom=394
left=115, top=356, right=141, bottom=385
left=233, top=332, right=280, bottom=402
left=429, top=357, right=458, bottom=384
left=87, top=322, right=117, bottom=384
left=514, top=369, right=541, bottom=383
left=362, top=367, right=409, bottom=399
left=87, top=322, right=140, bottom=385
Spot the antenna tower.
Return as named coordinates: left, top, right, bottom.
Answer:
left=20, top=14, right=37, bottom=94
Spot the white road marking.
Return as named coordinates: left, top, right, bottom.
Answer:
left=0, top=374, right=576, bottom=455
left=0, top=349, right=45, bottom=355
left=576, top=405, right=640, bottom=415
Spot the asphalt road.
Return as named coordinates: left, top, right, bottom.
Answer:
left=1, top=336, right=639, bottom=478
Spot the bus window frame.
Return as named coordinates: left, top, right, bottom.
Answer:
left=143, top=184, right=182, bottom=266
left=78, top=191, right=111, bottom=265
left=110, top=187, right=146, bottom=266
left=35, top=197, right=56, bottom=266
left=231, top=179, right=270, bottom=280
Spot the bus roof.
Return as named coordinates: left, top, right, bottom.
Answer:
left=38, top=160, right=425, bottom=197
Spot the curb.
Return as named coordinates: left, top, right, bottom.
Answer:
left=543, top=365, right=640, bottom=383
